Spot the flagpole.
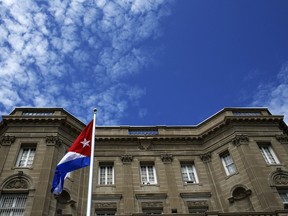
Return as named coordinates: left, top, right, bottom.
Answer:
left=86, top=108, right=97, bottom=216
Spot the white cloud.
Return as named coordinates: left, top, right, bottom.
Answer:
left=252, top=62, right=288, bottom=123
left=0, top=0, right=172, bottom=124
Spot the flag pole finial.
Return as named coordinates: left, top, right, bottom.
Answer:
left=93, top=108, right=97, bottom=113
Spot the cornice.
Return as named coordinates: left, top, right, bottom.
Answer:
left=2, top=115, right=67, bottom=123
left=1, top=115, right=84, bottom=135
left=94, top=116, right=286, bottom=143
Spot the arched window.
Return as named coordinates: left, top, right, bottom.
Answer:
left=0, top=171, right=33, bottom=215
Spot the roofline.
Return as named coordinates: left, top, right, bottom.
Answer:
left=7, top=107, right=86, bottom=127
left=95, top=107, right=273, bottom=129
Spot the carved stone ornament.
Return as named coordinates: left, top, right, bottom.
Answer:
left=228, top=187, right=252, bottom=203
left=274, top=174, right=288, bottom=185
left=94, top=202, right=117, bottom=209
left=272, top=169, right=288, bottom=186
left=232, top=135, right=249, bottom=146
left=186, top=200, right=208, bottom=207
left=276, top=135, right=288, bottom=144
left=200, top=152, right=211, bottom=163
left=0, top=135, right=16, bottom=146
left=121, top=154, right=133, bottom=164
left=160, top=153, right=173, bottom=163
left=3, top=171, right=31, bottom=190
left=5, top=179, right=28, bottom=189
left=142, top=201, right=163, bottom=208
left=138, top=139, right=152, bottom=151
left=46, top=136, right=62, bottom=147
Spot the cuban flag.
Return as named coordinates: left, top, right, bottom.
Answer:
left=51, top=120, right=94, bottom=195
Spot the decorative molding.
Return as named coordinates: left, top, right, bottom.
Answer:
left=187, top=200, right=208, bottom=207
left=274, top=174, right=288, bottom=185
left=46, top=136, right=62, bottom=147
left=94, top=202, right=117, bottom=209
left=200, top=152, right=211, bottom=163
left=5, top=179, right=28, bottom=189
left=141, top=201, right=163, bottom=208
left=232, top=135, right=249, bottom=146
left=92, top=194, right=122, bottom=201
left=135, top=193, right=167, bottom=200
left=160, top=153, right=173, bottom=163
left=0, top=135, right=16, bottom=146
left=276, top=135, right=288, bottom=144
left=271, top=168, right=288, bottom=186
left=138, top=138, right=153, bottom=151
left=1, top=171, right=32, bottom=191
left=180, top=192, right=211, bottom=199
left=228, top=187, right=252, bottom=203
left=55, top=190, right=76, bottom=206
left=121, top=154, right=133, bottom=164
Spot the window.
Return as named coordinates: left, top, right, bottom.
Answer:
left=128, top=129, right=158, bottom=136
left=221, top=152, right=237, bottom=176
left=142, top=208, right=163, bottom=215
left=278, top=190, right=288, bottom=209
left=259, top=144, right=280, bottom=165
left=99, top=164, right=114, bottom=185
left=188, top=207, right=208, bottom=213
left=16, top=147, right=36, bottom=168
left=0, top=194, right=27, bottom=215
left=233, top=112, right=261, bottom=116
left=140, top=164, right=157, bottom=184
left=95, top=211, right=116, bottom=216
left=279, top=191, right=288, bottom=203
left=181, top=163, right=199, bottom=183
left=22, top=112, right=54, bottom=116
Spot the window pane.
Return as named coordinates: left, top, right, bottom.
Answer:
left=27, top=149, right=35, bottom=167
left=147, top=166, right=155, bottom=182
left=279, top=192, right=288, bottom=202
left=140, top=166, right=148, bottom=183
left=17, top=147, right=36, bottom=167
left=99, top=167, right=106, bottom=184
left=221, top=153, right=236, bottom=175
left=106, top=166, right=113, bottom=184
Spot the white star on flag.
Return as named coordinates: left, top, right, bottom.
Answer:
left=81, top=138, right=90, bottom=148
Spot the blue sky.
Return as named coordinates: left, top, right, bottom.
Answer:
left=0, top=0, right=288, bottom=125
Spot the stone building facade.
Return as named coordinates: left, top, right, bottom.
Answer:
left=0, top=107, right=288, bottom=216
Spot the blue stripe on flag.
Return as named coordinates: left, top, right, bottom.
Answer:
left=51, top=156, right=90, bottom=195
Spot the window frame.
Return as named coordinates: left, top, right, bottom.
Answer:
left=258, top=144, right=280, bottom=165
left=181, top=162, right=199, bottom=184
left=220, top=152, right=237, bottom=176
left=98, top=163, right=114, bottom=185
left=140, top=163, right=157, bottom=185
left=16, top=145, right=36, bottom=168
